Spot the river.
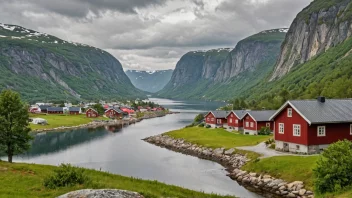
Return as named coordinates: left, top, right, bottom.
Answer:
left=14, top=98, right=261, bottom=198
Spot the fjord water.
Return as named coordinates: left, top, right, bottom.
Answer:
left=15, top=98, right=261, bottom=197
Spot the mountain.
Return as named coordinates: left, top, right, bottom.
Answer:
left=125, top=70, right=173, bottom=93
left=0, top=23, right=145, bottom=102
left=157, top=29, right=287, bottom=100
left=241, top=0, right=352, bottom=109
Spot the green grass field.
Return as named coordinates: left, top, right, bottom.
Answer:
left=166, top=127, right=271, bottom=149
left=29, top=114, right=109, bottom=130
left=242, top=156, right=318, bottom=190
left=0, top=161, right=233, bottom=198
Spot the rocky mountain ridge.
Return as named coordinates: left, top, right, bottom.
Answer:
left=0, top=23, right=145, bottom=102
left=125, top=69, right=173, bottom=93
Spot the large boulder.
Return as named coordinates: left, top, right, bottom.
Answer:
left=57, top=189, right=144, bottom=198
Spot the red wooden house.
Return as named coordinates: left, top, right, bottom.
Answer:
left=47, top=107, right=64, bottom=114
left=86, top=108, right=99, bottom=118
left=226, top=110, right=247, bottom=131
left=105, top=108, right=124, bottom=119
left=205, top=111, right=229, bottom=128
left=242, top=110, right=275, bottom=135
left=270, top=97, right=352, bottom=154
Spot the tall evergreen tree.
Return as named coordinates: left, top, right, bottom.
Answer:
left=0, top=90, right=32, bottom=163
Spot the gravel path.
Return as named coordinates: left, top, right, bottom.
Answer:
left=236, top=142, right=294, bottom=158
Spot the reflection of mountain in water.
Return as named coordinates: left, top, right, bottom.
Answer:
left=23, top=127, right=121, bottom=157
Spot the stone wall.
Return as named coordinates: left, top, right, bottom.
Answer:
left=144, top=134, right=314, bottom=198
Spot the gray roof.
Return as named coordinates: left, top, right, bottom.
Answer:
left=208, top=111, right=230, bottom=118
left=105, top=108, right=124, bottom=114
left=69, top=107, right=81, bottom=112
left=227, top=110, right=248, bottom=119
left=273, top=99, right=352, bottom=124
left=47, top=107, right=63, bottom=112
left=39, top=105, right=50, bottom=110
left=246, top=110, right=276, bottom=122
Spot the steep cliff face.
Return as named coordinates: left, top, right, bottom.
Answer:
left=0, top=23, right=145, bottom=101
left=270, top=0, right=352, bottom=80
left=125, top=69, right=173, bottom=93
left=158, top=29, right=286, bottom=100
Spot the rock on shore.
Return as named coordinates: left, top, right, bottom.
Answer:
left=57, top=189, right=144, bottom=198
left=144, top=134, right=314, bottom=198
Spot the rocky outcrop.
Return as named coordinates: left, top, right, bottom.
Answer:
left=57, top=189, right=144, bottom=198
left=158, top=29, right=286, bottom=100
left=144, top=134, right=314, bottom=198
left=270, top=0, right=352, bottom=80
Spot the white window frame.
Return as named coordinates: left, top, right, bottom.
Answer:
left=235, top=119, right=238, bottom=124
left=287, top=108, right=293, bottom=117
left=317, top=126, right=326, bottom=137
left=217, top=119, right=221, bottom=124
left=266, top=123, right=270, bottom=127
left=350, top=124, right=352, bottom=135
left=245, top=122, right=249, bottom=127
left=279, top=123, right=284, bottom=134
left=229, top=118, right=233, bottom=123
left=211, top=118, right=214, bottom=122
left=293, top=124, right=301, bottom=137
left=250, top=122, right=254, bottom=128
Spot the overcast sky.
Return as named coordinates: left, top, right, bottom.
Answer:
left=0, top=0, right=312, bottom=71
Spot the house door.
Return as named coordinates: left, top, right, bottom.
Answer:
left=217, top=119, right=221, bottom=124
left=283, top=143, right=289, bottom=152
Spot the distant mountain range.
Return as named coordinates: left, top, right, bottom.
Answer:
left=0, top=23, right=145, bottom=102
left=125, top=70, right=173, bottom=93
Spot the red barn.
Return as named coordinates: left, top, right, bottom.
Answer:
left=105, top=108, right=124, bottom=119
left=47, top=107, right=64, bottom=114
left=205, top=111, right=229, bottom=128
left=86, top=108, right=99, bottom=118
left=270, top=97, right=352, bottom=154
left=242, top=110, right=275, bottom=135
left=226, top=110, right=247, bottom=131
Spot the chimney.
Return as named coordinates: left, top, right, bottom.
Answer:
left=317, top=96, right=325, bottom=103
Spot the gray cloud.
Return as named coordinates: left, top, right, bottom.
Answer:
left=0, top=0, right=312, bottom=71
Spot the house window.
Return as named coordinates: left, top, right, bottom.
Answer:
left=293, top=124, right=301, bottom=136
left=235, top=119, right=238, bottom=124
left=287, top=108, right=292, bottom=117
left=211, top=118, right=214, bottom=122
left=245, top=122, right=249, bottom=127
left=279, top=123, right=284, bottom=134
left=266, top=123, right=270, bottom=127
left=350, top=124, right=352, bottom=135
left=207, top=118, right=210, bottom=121
left=217, top=119, right=221, bottom=124
left=296, top=145, right=300, bottom=150
left=317, top=126, right=326, bottom=137
left=250, top=122, right=254, bottom=128
left=229, top=118, right=233, bottom=123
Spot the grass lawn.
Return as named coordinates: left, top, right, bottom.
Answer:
left=165, top=127, right=271, bottom=160
left=29, top=114, right=109, bottom=130
left=242, top=156, right=319, bottom=190
left=0, top=161, right=233, bottom=198
left=166, top=127, right=271, bottom=149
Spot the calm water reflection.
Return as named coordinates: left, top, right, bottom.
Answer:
left=14, top=98, right=261, bottom=198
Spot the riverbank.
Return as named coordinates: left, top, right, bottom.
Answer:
left=143, top=127, right=315, bottom=198
left=31, top=111, right=175, bottom=133
left=0, top=161, right=233, bottom=198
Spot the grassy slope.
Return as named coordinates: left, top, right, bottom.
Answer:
left=29, top=114, right=109, bottom=130
left=0, top=162, right=233, bottom=198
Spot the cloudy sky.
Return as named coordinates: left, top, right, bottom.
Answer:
left=0, top=0, right=312, bottom=71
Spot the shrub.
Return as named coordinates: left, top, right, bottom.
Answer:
left=314, top=140, right=352, bottom=194
left=265, top=138, right=275, bottom=145
left=269, top=143, right=275, bottom=149
left=198, top=123, right=205, bottom=127
left=194, top=113, right=204, bottom=123
left=44, top=164, right=90, bottom=189
left=258, top=127, right=272, bottom=135
left=205, top=125, right=211, bottom=128
left=185, top=123, right=195, bottom=128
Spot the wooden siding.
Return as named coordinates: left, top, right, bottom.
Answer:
left=227, top=112, right=243, bottom=128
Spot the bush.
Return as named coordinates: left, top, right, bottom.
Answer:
left=44, top=164, right=90, bottom=189
left=314, top=140, right=352, bottom=194
left=198, top=123, right=205, bottom=127
left=258, top=127, right=272, bottom=135
left=269, top=143, right=275, bottom=149
left=194, top=114, right=204, bottom=123
left=265, top=138, right=275, bottom=145
left=205, top=125, right=211, bottom=128
left=185, top=123, right=195, bottom=128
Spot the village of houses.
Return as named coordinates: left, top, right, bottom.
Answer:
left=204, top=97, right=352, bottom=155
left=28, top=100, right=166, bottom=126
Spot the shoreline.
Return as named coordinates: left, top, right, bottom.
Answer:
left=32, top=111, right=178, bottom=133
left=144, top=134, right=314, bottom=198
